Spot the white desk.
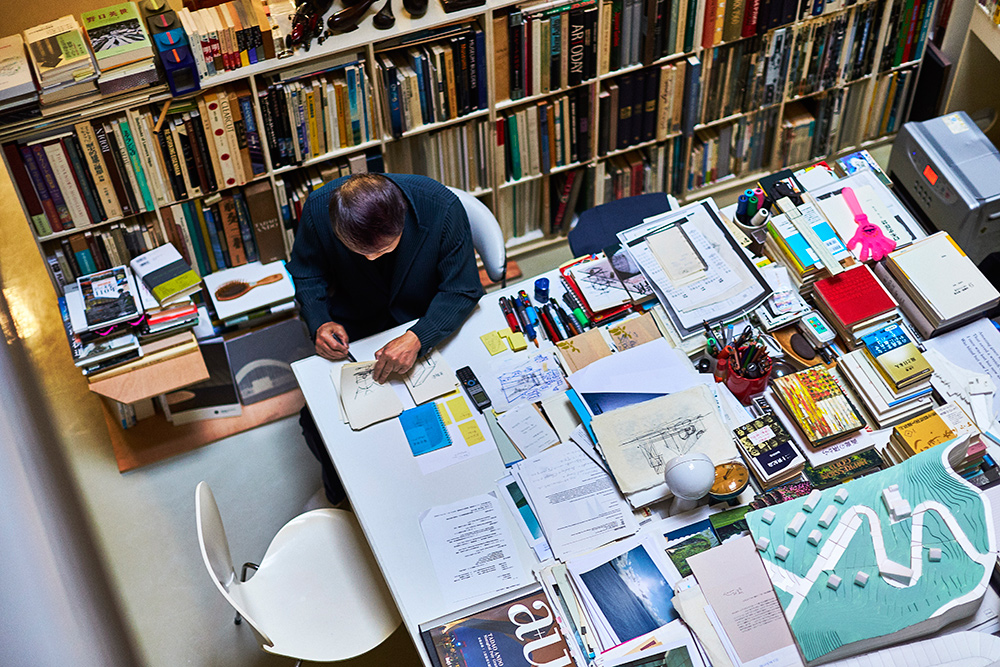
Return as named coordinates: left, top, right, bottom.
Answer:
left=291, top=273, right=558, bottom=666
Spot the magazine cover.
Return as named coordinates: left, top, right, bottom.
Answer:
left=422, top=586, right=576, bottom=667
left=78, top=266, right=140, bottom=329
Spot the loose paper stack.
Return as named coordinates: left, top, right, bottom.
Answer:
left=875, top=232, right=1000, bottom=338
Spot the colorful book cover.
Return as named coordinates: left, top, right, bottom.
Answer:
left=802, top=448, right=884, bottom=488
left=772, top=367, right=865, bottom=446
left=421, top=587, right=575, bottom=667
left=24, top=16, right=93, bottom=80
left=80, top=2, right=153, bottom=69
left=78, top=266, right=140, bottom=329
left=859, top=323, right=932, bottom=389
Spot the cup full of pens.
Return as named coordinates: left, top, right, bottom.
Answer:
left=705, top=322, right=773, bottom=405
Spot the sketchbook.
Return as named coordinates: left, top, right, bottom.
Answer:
left=403, top=349, right=456, bottom=405
left=336, top=361, right=403, bottom=430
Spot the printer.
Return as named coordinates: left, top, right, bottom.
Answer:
left=889, top=111, right=1000, bottom=264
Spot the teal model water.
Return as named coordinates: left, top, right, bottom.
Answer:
left=748, top=439, right=995, bottom=664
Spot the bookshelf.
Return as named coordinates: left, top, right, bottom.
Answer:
left=945, top=5, right=1000, bottom=146
left=0, top=0, right=933, bottom=467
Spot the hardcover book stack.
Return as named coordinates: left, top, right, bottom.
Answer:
left=23, top=16, right=99, bottom=113
left=81, top=2, right=158, bottom=96
left=770, top=366, right=867, bottom=452
left=59, top=265, right=144, bottom=375
left=0, top=36, right=40, bottom=125
left=732, top=413, right=805, bottom=487
left=376, top=23, right=486, bottom=138
left=811, top=264, right=900, bottom=348
left=259, top=58, right=376, bottom=167
left=873, top=231, right=1000, bottom=338
left=838, top=324, right=935, bottom=429
left=499, top=88, right=592, bottom=182
left=131, top=243, right=201, bottom=340
left=885, top=402, right=980, bottom=465
left=761, top=201, right=852, bottom=291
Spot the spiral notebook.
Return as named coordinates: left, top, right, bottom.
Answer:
left=400, top=402, right=452, bottom=456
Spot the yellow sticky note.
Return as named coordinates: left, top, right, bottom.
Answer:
left=447, top=394, right=473, bottom=422
left=458, top=420, right=485, bottom=445
left=480, top=330, right=507, bottom=355
left=498, top=327, right=512, bottom=338
left=437, top=403, right=452, bottom=425
left=508, top=331, right=527, bottom=351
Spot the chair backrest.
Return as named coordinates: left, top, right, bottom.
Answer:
left=194, top=481, right=272, bottom=647
left=447, top=186, right=507, bottom=284
left=567, top=193, right=673, bottom=256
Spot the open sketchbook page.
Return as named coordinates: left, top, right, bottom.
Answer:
left=338, top=361, right=403, bottom=430
left=404, top=349, right=457, bottom=405
left=590, top=384, right=736, bottom=496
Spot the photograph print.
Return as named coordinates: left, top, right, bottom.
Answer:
left=578, top=544, right=678, bottom=644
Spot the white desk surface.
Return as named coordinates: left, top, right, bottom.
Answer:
left=292, top=271, right=561, bottom=666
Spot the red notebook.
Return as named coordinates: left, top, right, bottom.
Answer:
left=813, top=265, right=896, bottom=328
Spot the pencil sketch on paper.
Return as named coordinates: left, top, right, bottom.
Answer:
left=337, top=361, right=403, bottom=431
left=569, top=257, right=630, bottom=312
left=619, top=412, right=711, bottom=474
left=590, top=384, right=733, bottom=494
left=496, top=353, right=567, bottom=406
left=403, top=349, right=456, bottom=405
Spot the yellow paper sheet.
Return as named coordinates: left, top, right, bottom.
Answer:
left=447, top=394, right=473, bottom=422
left=458, top=420, right=485, bottom=445
left=508, top=331, right=527, bottom=351
left=437, top=403, right=452, bottom=425
left=480, top=330, right=507, bottom=355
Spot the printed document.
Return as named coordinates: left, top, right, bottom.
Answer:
left=419, top=492, right=529, bottom=606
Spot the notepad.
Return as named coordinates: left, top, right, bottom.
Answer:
left=400, top=402, right=452, bottom=456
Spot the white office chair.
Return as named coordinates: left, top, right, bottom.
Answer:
left=447, top=186, right=507, bottom=287
left=195, top=482, right=401, bottom=664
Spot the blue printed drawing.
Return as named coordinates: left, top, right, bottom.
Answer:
left=497, top=353, right=566, bottom=404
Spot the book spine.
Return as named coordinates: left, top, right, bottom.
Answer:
left=94, top=124, right=134, bottom=217
left=65, top=134, right=106, bottom=224
left=110, top=122, right=145, bottom=213
left=568, top=8, right=586, bottom=87
left=17, top=145, right=61, bottom=233
left=238, top=94, right=266, bottom=176
left=233, top=192, right=258, bottom=262
left=218, top=196, right=247, bottom=266
left=202, top=204, right=227, bottom=269
left=31, top=145, right=74, bottom=229
left=117, top=120, right=155, bottom=212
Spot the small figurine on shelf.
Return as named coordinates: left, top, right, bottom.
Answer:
left=287, top=0, right=334, bottom=50
left=326, top=0, right=380, bottom=33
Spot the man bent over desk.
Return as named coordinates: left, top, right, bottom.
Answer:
left=287, top=173, right=484, bottom=504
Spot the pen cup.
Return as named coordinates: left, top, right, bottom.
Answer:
left=725, top=355, right=772, bottom=405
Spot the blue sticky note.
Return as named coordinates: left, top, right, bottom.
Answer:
left=399, top=403, right=451, bottom=456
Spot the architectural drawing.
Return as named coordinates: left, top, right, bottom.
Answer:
left=748, top=437, right=996, bottom=664
left=590, top=385, right=734, bottom=495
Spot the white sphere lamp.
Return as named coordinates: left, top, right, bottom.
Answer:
left=664, top=453, right=715, bottom=514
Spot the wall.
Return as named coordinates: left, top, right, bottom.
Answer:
left=7, top=0, right=182, bottom=37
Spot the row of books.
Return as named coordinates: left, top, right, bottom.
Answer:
left=697, top=28, right=790, bottom=124
left=497, top=177, right=548, bottom=240
left=376, top=24, right=488, bottom=138
left=45, top=180, right=284, bottom=292
left=257, top=61, right=377, bottom=168
left=863, top=65, right=918, bottom=140
left=786, top=13, right=851, bottom=99
left=880, top=0, right=934, bottom=69
left=496, top=0, right=599, bottom=102
left=174, top=0, right=280, bottom=80
left=385, top=119, right=492, bottom=194
left=687, top=107, right=778, bottom=188
left=588, top=140, right=684, bottom=204
left=499, top=88, right=592, bottom=183
left=597, top=60, right=693, bottom=155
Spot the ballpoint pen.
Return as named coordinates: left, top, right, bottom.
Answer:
left=518, top=290, right=545, bottom=342
left=538, top=305, right=561, bottom=341
left=499, top=296, right=521, bottom=333
left=513, top=298, right=538, bottom=346
left=332, top=332, right=357, bottom=363
left=551, top=299, right=580, bottom=336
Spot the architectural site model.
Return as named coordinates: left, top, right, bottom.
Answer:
left=748, top=437, right=998, bottom=664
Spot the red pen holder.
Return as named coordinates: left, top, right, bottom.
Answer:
left=725, top=354, right=772, bottom=405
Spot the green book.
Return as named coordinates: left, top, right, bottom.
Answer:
left=80, top=2, right=154, bottom=71
left=116, top=119, right=155, bottom=212
left=508, top=115, right=522, bottom=181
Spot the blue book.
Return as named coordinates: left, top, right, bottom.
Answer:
left=408, top=49, right=430, bottom=124
left=202, top=206, right=227, bottom=269
left=75, top=248, right=98, bottom=275
left=238, top=95, right=266, bottom=176
left=399, top=403, right=451, bottom=456
left=346, top=65, right=362, bottom=145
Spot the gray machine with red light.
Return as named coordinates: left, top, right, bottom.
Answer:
left=889, top=111, right=1000, bottom=263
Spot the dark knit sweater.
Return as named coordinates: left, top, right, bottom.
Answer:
left=286, top=174, right=484, bottom=352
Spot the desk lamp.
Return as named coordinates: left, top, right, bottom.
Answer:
left=663, top=453, right=715, bottom=514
